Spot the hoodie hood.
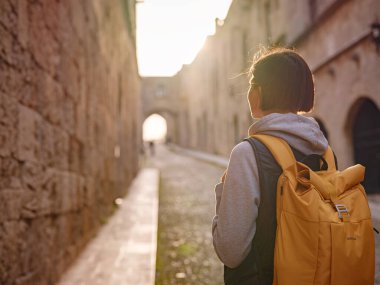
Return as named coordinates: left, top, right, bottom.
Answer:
left=248, top=113, right=328, bottom=155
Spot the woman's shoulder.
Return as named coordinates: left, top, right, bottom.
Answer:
left=229, top=140, right=258, bottom=168
left=231, top=140, right=253, bottom=157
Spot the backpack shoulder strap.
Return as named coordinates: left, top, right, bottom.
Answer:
left=250, top=134, right=298, bottom=187
left=323, top=146, right=337, bottom=171
left=253, top=134, right=337, bottom=172
left=250, top=134, right=296, bottom=171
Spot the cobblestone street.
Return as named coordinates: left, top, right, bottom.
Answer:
left=145, top=145, right=225, bottom=285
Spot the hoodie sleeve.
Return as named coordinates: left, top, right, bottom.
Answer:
left=212, top=141, right=260, bottom=268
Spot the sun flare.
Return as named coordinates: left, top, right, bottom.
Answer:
left=137, top=0, right=233, bottom=76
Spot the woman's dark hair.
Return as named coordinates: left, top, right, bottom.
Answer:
left=249, top=47, right=314, bottom=112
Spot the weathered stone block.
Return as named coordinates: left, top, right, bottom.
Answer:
left=0, top=156, right=22, bottom=189
left=17, top=105, right=41, bottom=162
left=0, top=221, right=27, bottom=283
left=60, top=97, right=75, bottom=135
left=17, top=0, right=29, bottom=49
left=17, top=218, right=49, bottom=284
left=31, top=170, right=80, bottom=217
left=68, top=136, right=83, bottom=173
left=0, top=189, right=25, bottom=223
left=74, top=88, right=87, bottom=143
left=81, top=206, right=95, bottom=240
left=85, top=101, right=97, bottom=148
left=0, top=92, right=18, bottom=157
left=0, top=63, right=21, bottom=97
left=76, top=176, right=85, bottom=210
left=82, top=147, right=98, bottom=176
left=53, top=127, right=69, bottom=171
left=66, top=0, right=86, bottom=40
left=13, top=58, right=40, bottom=109
left=58, top=172, right=77, bottom=213
left=0, top=1, right=17, bottom=34
left=28, top=1, right=60, bottom=75
left=54, top=215, right=70, bottom=254
left=0, top=24, right=28, bottom=70
left=38, top=72, right=75, bottom=134
left=40, top=0, right=60, bottom=35
left=37, top=72, right=65, bottom=126
left=20, top=190, right=41, bottom=220
left=14, top=271, right=41, bottom=285
left=57, top=54, right=81, bottom=102
left=37, top=189, right=54, bottom=217
left=84, top=177, right=95, bottom=207
left=39, top=120, right=55, bottom=167
left=20, top=160, right=44, bottom=192
left=17, top=81, right=38, bottom=110
left=0, top=22, right=15, bottom=64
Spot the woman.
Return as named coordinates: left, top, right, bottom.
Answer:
left=212, top=47, right=329, bottom=284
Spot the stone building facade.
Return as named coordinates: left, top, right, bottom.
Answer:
left=0, top=0, right=140, bottom=284
left=171, top=0, right=380, bottom=194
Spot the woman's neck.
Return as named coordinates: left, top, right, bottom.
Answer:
left=255, top=109, right=296, bottom=119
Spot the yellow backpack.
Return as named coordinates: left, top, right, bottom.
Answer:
left=251, top=134, right=375, bottom=285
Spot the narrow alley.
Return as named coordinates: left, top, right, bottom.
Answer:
left=1, top=1, right=380, bottom=284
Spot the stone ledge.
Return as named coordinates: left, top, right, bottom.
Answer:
left=57, top=168, right=159, bottom=285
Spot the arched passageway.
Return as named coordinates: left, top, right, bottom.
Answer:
left=352, top=99, right=380, bottom=194
left=143, top=114, right=168, bottom=142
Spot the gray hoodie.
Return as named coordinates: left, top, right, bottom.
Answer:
left=212, top=113, right=328, bottom=268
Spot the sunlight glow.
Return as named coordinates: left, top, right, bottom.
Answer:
left=143, top=114, right=168, bottom=142
left=137, top=0, right=233, bottom=76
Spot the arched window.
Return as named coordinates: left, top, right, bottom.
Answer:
left=352, top=99, right=380, bottom=194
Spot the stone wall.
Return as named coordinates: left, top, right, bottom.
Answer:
left=0, top=0, right=141, bottom=284
left=174, top=0, right=380, bottom=171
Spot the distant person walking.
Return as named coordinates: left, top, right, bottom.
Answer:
left=212, top=47, right=375, bottom=284
left=148, top=141, right=155, bottom=156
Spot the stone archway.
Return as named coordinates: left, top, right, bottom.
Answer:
left=143, top=110, right=178, bottom=144
left=350, top=98, right=380, bottom=194
left=141, top=77, right=182, bottom=145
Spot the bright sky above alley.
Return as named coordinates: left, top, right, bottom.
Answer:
left=136, top=0, right=233, bottom=76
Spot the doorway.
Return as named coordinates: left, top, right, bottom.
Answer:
left=352, top=99, right=380, bottom=194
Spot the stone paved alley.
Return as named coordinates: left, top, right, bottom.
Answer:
left=147, top=145, right=224, bottom=285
